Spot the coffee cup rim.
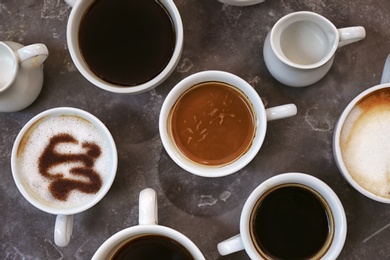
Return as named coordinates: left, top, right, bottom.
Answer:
left=239, top=172, right=347, bottom=260
left=91, top=224, right=205, bottom=259
left=159, top=70, right=266, bottom=177
left=66, top=0, right=184, bottom=94
left=217, top=0, right=265, bottom=6
left=270, top=11, right=339, bottom=70
left=11, top=107, right=118, bottom=215
left=333, top=83, right=390, bottom=203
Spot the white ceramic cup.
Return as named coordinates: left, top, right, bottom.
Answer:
left=92, top=188, right=205, bottom=259
left=264, top=11, right=366, bottom=87
left=217, top=172, right=347, bottom=259
left=159, top=70, right=297, bottom=177
left=217, top=0, right=265, bottom=6
left=65, top=0, right=183, bottom=94
left=333, top=55, right=390, bottom=203
left=11, top=107, right=118, bottom=247
left=0, top=41, right=48, bottom=112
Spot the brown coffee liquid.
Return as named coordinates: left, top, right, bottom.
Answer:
left=169, top=82, right=256, bottom=166
left=110, top=235, right=194, bottom=260
left=79, top=0, right=175, bottom=86
left=251, top=185, right=331, bottom=259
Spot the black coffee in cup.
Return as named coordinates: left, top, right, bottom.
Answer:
left=250, top=184, right=334, bottom=259
left=109, top=234, right=194, bottom=260
left=78, top=0, right=175, bottom=86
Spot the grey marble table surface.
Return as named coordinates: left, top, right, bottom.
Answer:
left=1, top=0, right=390, bottom=259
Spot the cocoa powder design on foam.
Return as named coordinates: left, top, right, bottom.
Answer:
left=38, top=133, right=102, bottom=201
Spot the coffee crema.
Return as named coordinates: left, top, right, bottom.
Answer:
left=250, top=184, right=333, bottom=260
left=168, top=81, right=256, bottom=166
left=340, top=89, right=390, bottom=198
left=16, top=115, right=112, bottom=209
left=109, top=234, right=194, bottom=260
left=78, top=0, right=175, bottom=86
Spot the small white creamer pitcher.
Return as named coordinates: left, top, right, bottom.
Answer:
left=0, top=41, right=48, bottom=112
left=263, top=11, right=366, bottom=87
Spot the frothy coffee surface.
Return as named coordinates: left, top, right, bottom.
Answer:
left=169, top=81, right=255, bottom=166
left=16, top=115, right=112, bottom=209
left=340, top=89, right=390, bottom=198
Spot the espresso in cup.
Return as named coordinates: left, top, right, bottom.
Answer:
left=109, top=234, right=194, bottom=260
left=92, top=188, right=205, bottom=259
left=339, top=88, right=390, bottom=198
left=160, top=70, right=297, bottom=177
left=217, top=173, right=346, bottom=259
left=78, top=0, right=175, bottom=86
left=250, top=184, right=334, bottom=259
left=168, top=81, right=256, bottom=166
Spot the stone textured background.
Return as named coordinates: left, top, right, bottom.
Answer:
left=1, top=0, right=390, bottom=259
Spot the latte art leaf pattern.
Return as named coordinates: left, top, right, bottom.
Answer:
left=38, top=133, right=103, bottom=201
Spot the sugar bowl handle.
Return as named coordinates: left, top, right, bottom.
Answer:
left=338, top=26, right=366, bottom=48
left=16, top=43, right=48, bottom=68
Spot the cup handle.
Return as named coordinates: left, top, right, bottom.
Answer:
left=65, top=0, right=78, bottom=7
left=16, top=43, right=49, bottom=66
left=54, top=215, right=74, bottom=247
left=337, top=26, right=366, bottom=48
left=217, top=234, right=245, bottom=256
left=380, top=54, right=390, bottom=84
left=265, top=103, right=297, bottom=121
left=139, top=188, right=158, bottom=225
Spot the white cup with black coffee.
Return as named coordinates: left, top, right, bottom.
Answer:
left=333, top=55, right=390, bottom=203
left=159, top=70, right=297, bottom=177
left=65, top=0, right=183, bottom=94
left=217, top=172, right=347, bottom=259
left=92, top=188, right=205, bottom=259
left=11, top=107, right=118, bottom=247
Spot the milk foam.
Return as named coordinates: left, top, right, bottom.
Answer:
left=17, top=115, right=112, bottom=209
left=340, top=97, right=390, bottom=198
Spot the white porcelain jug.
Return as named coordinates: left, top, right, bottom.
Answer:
left=0, top=41, right=48, bottom=112
left=263, top=11, right=365, bottom=87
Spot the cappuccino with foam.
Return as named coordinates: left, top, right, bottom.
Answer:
left=15, top=114, right=112, bottom=209
left=340, top=89, right=390, bottom=198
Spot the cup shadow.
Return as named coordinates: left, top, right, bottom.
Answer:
left=157, top=151, right=254, bottom=217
